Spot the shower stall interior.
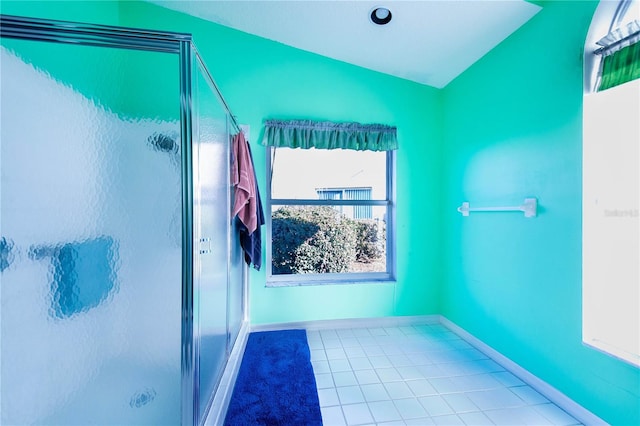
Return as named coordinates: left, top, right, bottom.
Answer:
left=0, top=15, right=245, bottom=425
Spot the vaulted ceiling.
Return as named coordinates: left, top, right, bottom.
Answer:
left=150, top=1, right=542, bottom=88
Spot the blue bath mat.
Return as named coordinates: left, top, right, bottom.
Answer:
left=224, top=329, right=322, bottom=426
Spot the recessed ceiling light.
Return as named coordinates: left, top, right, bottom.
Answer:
left=370, top=7, right=392, bottom=26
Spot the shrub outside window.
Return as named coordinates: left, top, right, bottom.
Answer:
left=266, top=146, right=395, bottom=285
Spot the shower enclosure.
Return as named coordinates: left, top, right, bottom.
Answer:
left=0, top=15, right=245, bottom=425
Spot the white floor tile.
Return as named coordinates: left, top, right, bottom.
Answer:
left=321, top=329, right=340, bottom=340
left=407, top=379, right=438, bottom=397
left=441, top=393, right=478, bottom=413
left=389, top=354, right=414, bottom=368
left=394, top=397, right=429, bottom=419
left=324, top=338, right=344, bottom=349
left=318, top=387, right=340, bottom=407
left=355, top=369, right=381, bottom=385
left=405, top=418, right=436, bottom=425
left=361, top=383, right=391, bottom=402
left=311, top=349, right=328, bottom=362
left=369, top=355, right=393, bottom=369
left=418, top=395, right=455, bottom=417
left=376, top=367, right=404, bottom=382
left=465, top=388, right=526, bottom=410
left=342, top=403, right=374, bottom=426
left=451, top=373, right=502, bottom=392
left=315, top=372, right=335, bottom=389
left=321, top=405, right=346, bottom=426
left=397, top=366, right=425, bottom=381
left=358, top=336, right=379, bottom=347
left=352, top=328, right=372, bottom=337
left=368, top=400, right=403, bottom=423
left=382, top=345, right=405, bottom=356
left=384, top=381, right=414, bottom=399
left=344, top=346, right=367, bottom=358
left=308, top=339, right=325, bottom=350
left=418, top=364, right=449, bottom=379
left=333, top=371, right=358, bottom=387
left=429, top=377, right=460, bottom=394
left=329, top=358, right=352, bottom=373
left=340, top=337, right=362, bottom=348
left=313, top=360, right=331, bottom=374
left=326, top=347, right=348, bottom=360
left=337, top=386, right=366, bottom=405
left=363, top=344, right=385, bottom=356
left=406, top=353, right=432, bottom=365
left=484, top=406, right=554, bottom=425
left=306, top=324, right=586, bottom=426
left=337, top=329, right=356, bottom=339
left=349, top=357, right=374, bottom=371
left=431, top=414, right=466, bottom=425
left=457, top=411, right=494, bottom=425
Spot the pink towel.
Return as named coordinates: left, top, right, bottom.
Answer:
left=231, top=132, right=258, bottom=234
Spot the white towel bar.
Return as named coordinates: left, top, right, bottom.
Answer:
left=457, top=197, right=537, bottom=218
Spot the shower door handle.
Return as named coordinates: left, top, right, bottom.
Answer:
left=199, top=237, right=212, bottom=255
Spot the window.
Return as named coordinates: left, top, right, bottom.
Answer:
left=266, top=146, right=395, bottom=285
left=582, top=0, right=639, bottom=366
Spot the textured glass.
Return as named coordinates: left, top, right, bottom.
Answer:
left=228, top=215, right=245, bottom=350
left=1, top=40, right=182, bottom=425
left=192, top=57, right=230, bottom=423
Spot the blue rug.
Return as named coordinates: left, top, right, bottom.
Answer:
left=224, top=329, right=322, bottom=426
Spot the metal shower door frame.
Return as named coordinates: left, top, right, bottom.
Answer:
left=0, top=14, right=207, bottom=426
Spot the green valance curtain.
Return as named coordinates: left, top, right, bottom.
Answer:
left=261, top=119, right=398, bottom=151
left=598, top=41, right=640, bottom=91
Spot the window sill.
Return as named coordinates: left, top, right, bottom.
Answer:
left=265, top=274, right=396, bottom=288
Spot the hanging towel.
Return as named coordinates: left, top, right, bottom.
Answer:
left=231, top=131, right=258, bottom=234
left=238, top=143, right=265, bottom=270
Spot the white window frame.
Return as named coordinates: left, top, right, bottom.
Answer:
left=265, top=146, right=396, bottom=286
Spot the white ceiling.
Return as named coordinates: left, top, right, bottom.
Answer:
left=150, top=0, right=542, bottom=88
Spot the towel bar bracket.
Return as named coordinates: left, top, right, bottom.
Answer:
left=457, top=198, right=537, bottom=218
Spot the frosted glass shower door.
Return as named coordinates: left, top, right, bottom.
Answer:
left=192, top=55, right=231, bottom=423
left=1, top=38, right=183, bottom=425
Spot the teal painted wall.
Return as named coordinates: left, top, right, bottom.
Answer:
left=441, top=1, right=640, bottom=424
left=116, top=2, right=444, bottom=325
left=2, top=1, right=443, bottom=323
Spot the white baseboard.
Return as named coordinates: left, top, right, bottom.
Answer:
left=251, top=314, right=441, bottom=332
left=439, top=316, right=607, bottom=426
left=203, top=320, right=251, bottom=426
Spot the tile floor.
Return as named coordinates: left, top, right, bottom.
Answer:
left=306, top=323, right=583, bottom=426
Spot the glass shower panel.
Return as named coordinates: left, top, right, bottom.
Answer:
left=228, top=216, right=245, bottom=349
left=192, top=56, right=230, bottom=423
left=1, top=39, right=182, bottom=425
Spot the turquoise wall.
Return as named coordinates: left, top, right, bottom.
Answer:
left=117, top=2, right=444, bottom=325
left=441, top=1, right=639, bottom=424
left=2, top=1, right=443, bottom=323
left=3, top=1, right=639, bottom=423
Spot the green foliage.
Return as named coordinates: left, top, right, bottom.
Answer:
left=272, top=206, right=357, bottom=274
left=353, top=219, right=385, bottom=263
